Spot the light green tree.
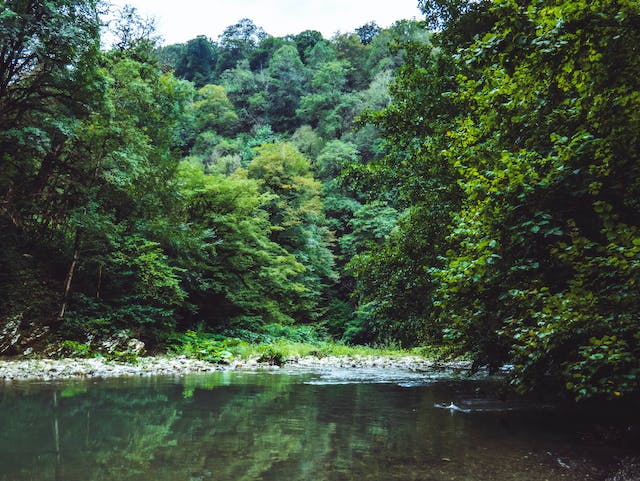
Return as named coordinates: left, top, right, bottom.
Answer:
left=248, top=143, right=337, bottom=321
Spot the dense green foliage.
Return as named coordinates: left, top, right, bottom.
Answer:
left=1, top=0, right=638, bottom=401
left=0, top=2, right=421, bottom=347
left=354, top=0, right=640, bottom=399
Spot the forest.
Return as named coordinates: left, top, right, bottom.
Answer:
left=0, top=0, right=639, bottom=402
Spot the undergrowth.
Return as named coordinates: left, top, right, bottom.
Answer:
left=167, top=323, right=460, bottom=365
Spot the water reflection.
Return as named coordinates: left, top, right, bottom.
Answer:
left=0, top=370, right=621, bottom=481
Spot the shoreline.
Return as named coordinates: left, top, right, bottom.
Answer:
left=0, top=354, right=473, bottom=382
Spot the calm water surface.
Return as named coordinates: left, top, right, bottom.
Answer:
left=0, top=368, right=628, bottom=481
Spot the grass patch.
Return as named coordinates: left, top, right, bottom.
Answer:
left=167, top=324, right=458, bottom=365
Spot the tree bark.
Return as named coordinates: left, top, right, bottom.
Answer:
left=57, top=230, right=81, bottom=322
left=96, top=264, right=103, bottom=299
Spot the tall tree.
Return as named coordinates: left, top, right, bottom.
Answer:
left=297, top=60, right=355, bottom=139
left=191, top=84, right=239, bottom=137
left=356, top=0, right=640, bottom=399
left=175, top=161, right=306, bottom=327
left=55, top=48, right=193, bottom=337
left=109, top=4, right=159, bottom=55
left=265, top=45, right=307, bottom=132
left=0, top=0, right=104, bottom=327
left=248, top=143, right=336, bottom=321
left=175, top=36, right=217, bottom=86
left=0, top=0, right=103, bottom=229
left=293, top=30, right=324, bottom=63
left=355, top=21, right=381, bottom=45
left=216, top=18, right=267, bottom=75
left=433, top=0, right=640, bottom=398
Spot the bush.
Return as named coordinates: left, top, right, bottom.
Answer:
left=169, top=330, right=235, bottom=363
left=62, top=340, right=93, bottom=358
left=256, top=345, right=286, bottom=366
left=219, top=323, right=328, bottom=345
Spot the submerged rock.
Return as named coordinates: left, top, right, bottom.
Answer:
left=434, top=402, right=472, bottom=413
left=607, top=458, right=640, bottom=481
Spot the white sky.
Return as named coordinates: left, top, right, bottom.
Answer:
left=107, top=0, right=424, bottom=45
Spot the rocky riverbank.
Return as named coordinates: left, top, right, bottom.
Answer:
left=0, top=354, right=473, bottom=382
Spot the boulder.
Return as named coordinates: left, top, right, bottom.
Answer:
left=0, top=317, right=21, bottom=355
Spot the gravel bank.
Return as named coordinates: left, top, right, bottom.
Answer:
left=0, top=355, right=473, bottom=382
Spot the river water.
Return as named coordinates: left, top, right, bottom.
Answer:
left=0, top=367, right=631, bottom=481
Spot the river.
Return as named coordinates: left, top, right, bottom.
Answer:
left=0, top=367, right=632, bottom=480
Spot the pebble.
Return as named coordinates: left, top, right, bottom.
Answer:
left=0, top=355, right=472, bottom=382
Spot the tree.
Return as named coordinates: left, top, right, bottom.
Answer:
left=248, top=143, right=337, bottom=320
left=293, top=30, right=324, bottom=63
left=157, top=42, right=185, bottom=71
left=357, top=0, right=640, bottom=399
left=109, top=4, right=159, bottom=55
left=0, top=1, right=198, bottom=341
left=56, top=49, right=194, bottom=339
left=365, top=20, right=431, bottom=76
left=0, top=0, right=103, bottom=228
left=175, top=160, right=306, bottom=327
left=333, top=33, right=371, bottom=90
left=219, top=60, right=269, bottom=130
left=433, top=0, right=640, bottom=399
left=297, top=61, right=355, bottom=138
left=355, top=22, right=381, bottom=45
left=216, top=18, right=267, bottom=75
left=174, top=36, right=217, bottom=86
left=348, top=11, right=470, bottom=347
left=249, top=36, right=288, bottom=71
left=0, top=0, right=105, bottom=327
left=290, top=125, right=324, bottom=160
left=418, top=0, right=487, bottom=30
left=305, top=40, right=338, bottom=68
left=191, top=84, right=239, bottom=137
left=315, top=140, right=364, bottom=265
left=265, top=45, right=308, bottom=132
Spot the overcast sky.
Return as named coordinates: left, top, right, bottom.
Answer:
left=108, top=0, right=424, bottom=45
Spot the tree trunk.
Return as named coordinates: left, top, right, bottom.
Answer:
left=57, top=230, right=81, bottom=322
left=96, top=264, right=103, bottom=299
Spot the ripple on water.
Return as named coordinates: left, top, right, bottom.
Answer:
left=290, top=365, right=482, bottom=386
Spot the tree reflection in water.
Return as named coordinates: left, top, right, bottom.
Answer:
left=0, top=372, right=621, bottom=481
